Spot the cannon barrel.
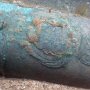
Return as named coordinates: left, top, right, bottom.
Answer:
left=0, top=2, right=90, bottom=86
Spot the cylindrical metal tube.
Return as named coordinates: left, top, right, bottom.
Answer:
left=0, top=2, right=90, bottom=86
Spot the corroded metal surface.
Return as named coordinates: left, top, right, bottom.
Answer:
left=0, top=2, right=90, bottom=79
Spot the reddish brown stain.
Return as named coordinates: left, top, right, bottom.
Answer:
left=33, top=18, right=43, bottom=35
left=27, top=34, right=38, bottom=43
left=33, top=18, right=42, bottom=27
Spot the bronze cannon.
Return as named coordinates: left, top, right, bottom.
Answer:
left=0, top=1, right=90, bottom=87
